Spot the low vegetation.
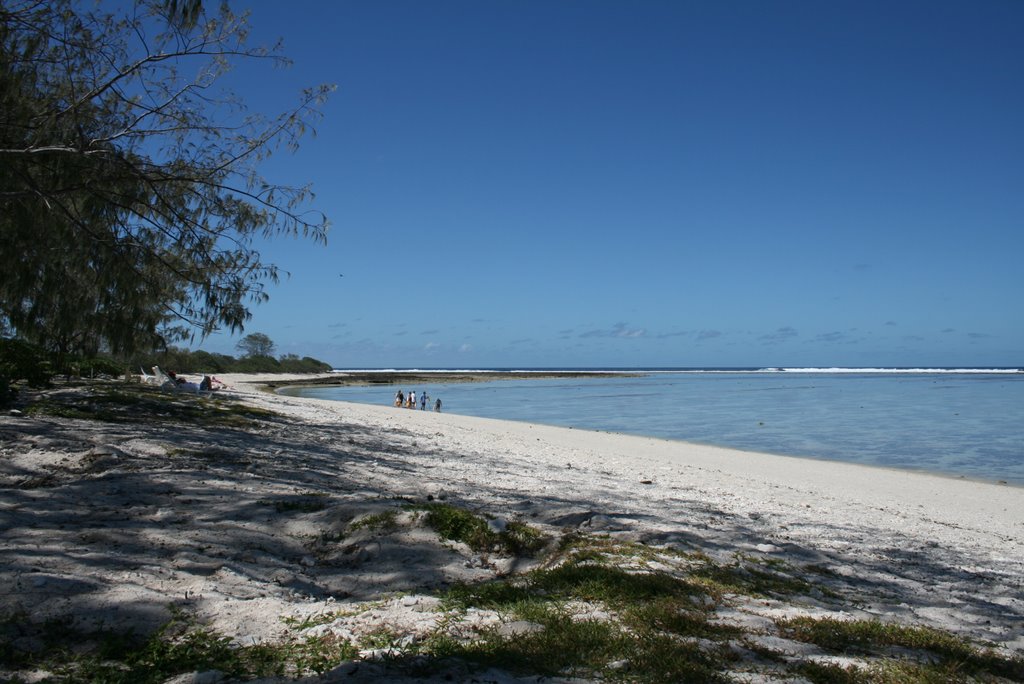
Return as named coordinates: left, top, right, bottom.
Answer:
left=347, top=510, right=400, bottom=533
left=407, top=501, right=550, bottom=556
left=3, top=512, right=1022, bottom=683
left=437, top=544, right=740, bottom=682
left=128, top=347, right=332, bottom=375
left=778, top=617, right=1024, bottom=682
left=0, top=608, right=357, bottom=684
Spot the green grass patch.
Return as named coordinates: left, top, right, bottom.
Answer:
left=434, top=607, right=624, bottom=676
left=691, top=558, right=815, bottom=598
left=281, top=611, right=345, bottom=631
left=623, top=598, right=741, bottom=640
left=406, top=502, right=548, bottom=556
left=502, top=520, right=549, bottom=556
left=412, top=502, right=495, bottom=551
left=793, top=658, right=991, bottom=684
left=446, top=554, right=714, bottom=615
left=435, top=546, right=737, bottom=682
left=430, top=602, right=732, bottom=683
left=348, top=510, right=399, bottom=533
left=778, top=617, right=1024, bottom=682
left=557, top=534, right=665, bottom=562
left=359, top=627, right=401, bottom=650
left=0, top=609, right=359, bottom=683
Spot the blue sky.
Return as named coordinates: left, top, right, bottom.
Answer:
left=198, top=0, right=1022, bottom=368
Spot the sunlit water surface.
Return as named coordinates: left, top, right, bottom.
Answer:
left=282, top=372, right=1024, bottom=485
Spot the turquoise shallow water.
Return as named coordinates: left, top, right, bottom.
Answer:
left=283, top=372, right=1024, bottom=486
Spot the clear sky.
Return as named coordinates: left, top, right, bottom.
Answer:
left=197, top=0, right=1023, bottom=368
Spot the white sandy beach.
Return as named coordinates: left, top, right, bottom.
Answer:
left=1, top=372, right=1021, bottom=681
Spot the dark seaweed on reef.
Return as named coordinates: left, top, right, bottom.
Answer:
left=260, top=370, right=642, bottom=391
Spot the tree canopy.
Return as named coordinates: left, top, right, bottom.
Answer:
left=235, top=332, right=274, bottom=358
left=0, top=0, right=334, bottom=357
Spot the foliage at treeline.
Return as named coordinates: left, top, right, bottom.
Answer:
left=0, top=0, right=334, bottom=359
left=0, top=335, right=331, bottom=406
left=132, top=348, right=333, bottom=375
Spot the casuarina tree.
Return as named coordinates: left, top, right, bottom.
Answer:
left=0, top=0, right=334, bottom=357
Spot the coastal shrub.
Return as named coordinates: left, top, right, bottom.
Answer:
left=232, top=354, right=282, bottom=373
left=61, top=355, right=125, bottom=378
left=186, top=349, right=234, bottom=373
left=279, top=354, right=333, bottom=373
left=0, top=338, right=52, bottom=405
left=88, top=356, right=125, bottom=377
left=128, top=346, right=331, bottom=375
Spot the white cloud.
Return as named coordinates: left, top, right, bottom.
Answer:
left=580, top=322, right=646, bottom=339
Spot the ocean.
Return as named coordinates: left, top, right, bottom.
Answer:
left=282, top=369, right=1024, bottom=486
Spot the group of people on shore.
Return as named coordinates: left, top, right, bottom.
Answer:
left=394, top=389, right=441, bottom=412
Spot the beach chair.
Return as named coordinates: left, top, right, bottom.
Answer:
left=152, top=365, right=205, bottom=393
left=139, top=367, right=158, bottom=384
left=150, top=366, right=179, bottom=390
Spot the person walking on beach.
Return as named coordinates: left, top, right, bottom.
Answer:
left=434, top=398, right=442, bottom=412
left=409, top=390, right=417, bottom=409
left=420, top=392, right=428, bottom=410
left=395, top=390, right=404, bottom=407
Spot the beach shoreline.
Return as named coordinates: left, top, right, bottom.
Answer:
left=269, top=370, right=1024, bottom=490
left=2, top=372, right=1022, bottom=680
